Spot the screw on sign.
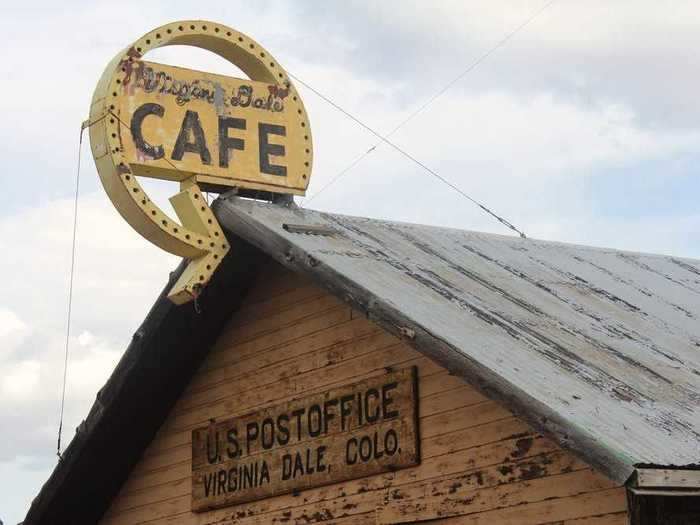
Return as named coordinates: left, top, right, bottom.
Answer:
left=89, top=21, right=313, bottom=304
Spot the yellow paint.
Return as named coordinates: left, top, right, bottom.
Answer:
left=89, top=21, right=313, bottom=304
left=117, top=61, right=310, bottom=192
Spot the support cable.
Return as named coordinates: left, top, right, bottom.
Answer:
left=302, top=0, right=556, bottom=230
left=57, top=122, right=88, bottom=459
left=291, top=73, right=528, bottom=238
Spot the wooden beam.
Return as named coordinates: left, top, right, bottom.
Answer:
left=636, top=468, right=700, bottom=489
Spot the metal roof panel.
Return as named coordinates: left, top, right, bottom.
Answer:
left=217, top=196, right=700, bottom=483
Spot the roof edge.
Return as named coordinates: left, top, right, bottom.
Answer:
left=216, top=196, right=635, bottom=485
left=24, top=235, right=266, bottom=525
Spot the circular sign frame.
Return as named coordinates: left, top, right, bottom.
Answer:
left=89, top=20, right=313, bottom=303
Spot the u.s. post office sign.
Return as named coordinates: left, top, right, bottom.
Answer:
left=191, top=367, right=419, bottom=511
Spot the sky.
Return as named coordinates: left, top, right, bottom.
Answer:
left=1, top=1, right=699, bottom=523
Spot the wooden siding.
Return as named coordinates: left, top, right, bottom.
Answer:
left=99, top=261, right=628, bottom=525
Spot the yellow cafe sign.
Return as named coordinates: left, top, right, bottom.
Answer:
left=89, top=20, right=313, bottom=304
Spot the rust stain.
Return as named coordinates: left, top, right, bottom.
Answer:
left=268, top=84, right=289, bottom=99
left=510, top=437, right=534, bottom=459
left=517, top=461, right=545, bottom=480
left=116, top=163, right=130, bottom=175
left=498, top=464, right=513, bottom=476
left=119, top=47, right=143, bottom=89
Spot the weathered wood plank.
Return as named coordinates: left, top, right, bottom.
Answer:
left=155, top=366, right=480, bottom=472
left=178, top=329, right=396, bottom=415
left=111, top=413, right=529, bottom=515
left=184, top=316, right=381, bottom=398
left=548, top=512, right=629, bottom=524
left=103, top=432, right=559, bottom=523
left=106, top=416, right=531, bottom=514
left=124, top=368, right=488, bottom=486
left=234, top=262, right=308, bottom=305
left=218, top=294, right=347, bottom=348
left=215, top=453, right=590, bottom=525
left=377, top=470, right=619, bottom=523
left=636, top=467, right=700, bottom=488
left=148, top=350, right=438, bottom=453
left=198, top=306, right=354, bottom=374
left=138, top=368, right=487, bottom=475
left=214, top=451, right=583, bottom=525
left=421, top=488, right=627, bottom=524
left=131, top=358, right=435, bottom=478
left=99, top=261, right=625, bottom=525
left=112, top=354, right=510, bottom=498
left=225, top=282, right=326, bottom=330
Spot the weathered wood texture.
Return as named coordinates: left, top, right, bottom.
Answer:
left=635, top=468, right=700, bottom=489
left=99, top=263, right=627, bottom=525
left=215, top=197, right=700, bottom=484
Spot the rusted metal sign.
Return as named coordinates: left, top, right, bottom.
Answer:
left=89, top=21, right=313, bottom=304
left=191, top=367, right=419, bottom=511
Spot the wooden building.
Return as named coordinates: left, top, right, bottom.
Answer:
left=25, top=196, right=700, bottom=524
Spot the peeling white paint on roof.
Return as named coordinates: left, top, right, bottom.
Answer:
left=217, top=197, right=700, bottom=482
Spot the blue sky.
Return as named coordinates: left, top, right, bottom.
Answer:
left=1, top=1, right=699, bottom=523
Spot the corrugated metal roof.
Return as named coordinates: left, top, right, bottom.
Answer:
left=216, top=196, right=700, bottom=483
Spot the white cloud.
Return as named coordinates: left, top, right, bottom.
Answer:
left=393, top=91, right=700, bottom=174
left=77, top=330, right=95, bottom=347
left=0, top=309, right=29, bottom=357
left=0, top=190, right=179, bottom=338
left=0, top=191, right=178, bottom=513
left=0, top=309, right=27, bottom=339
left=1, top=360, right=41, bottom=399
left=66, top=336, right=121, bottom=394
